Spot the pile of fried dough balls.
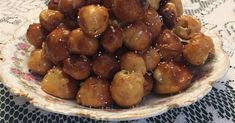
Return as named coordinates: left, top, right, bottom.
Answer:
left=26, top=0, right=214, bottom=108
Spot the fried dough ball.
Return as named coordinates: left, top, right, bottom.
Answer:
left=101, top=25, right=123, bottom=53
left=26, top=23, right=47, bottom=48
left=76, top=77, right=113, bottom=107
left=79, top=5, right=109, bottom=37
left=42, top=67, right=78, bottom=99
left=147, top=0, right=160, bottom=10
left=156, top=29, right=183, bottom=62
left=153, top=62, right=193, bottom=94
left=63, top=56, right=90, bottom=80
left=39, top=9, right=64, bottom=31
left=142, top=9, right=162, bottom=40
left=28, top=49, right=53, bottom=75
left=111, top=70, right=145, bottom=107
left=144, top=74, right=154, bottom=96
left=160, top=2, right=178, bottom=28
left=143, top=47, right=161, bottom=71
left=183, top=33, right=214, bottom=66
left=120, top=52, right=147, bottom=75
left=123, top=23, right=152, bottom=51
left=67, top=28, right=98, bottom=56
left=48, top=0, right=59, bottom=10
left=45, top=28, right=70, bottom=63
left=174, top=15, right=202, bottom=39
left=92, top=54, right=119, bottom=79
left=113, top=0, right=147, bottom=22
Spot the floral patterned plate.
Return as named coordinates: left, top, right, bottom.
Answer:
left=0, top=20, right=230, bottom=121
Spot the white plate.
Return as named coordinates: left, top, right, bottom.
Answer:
left=0, top=21, right=229, bottom=121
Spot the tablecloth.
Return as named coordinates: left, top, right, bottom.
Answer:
left=0, top=0, right=235, bottom=122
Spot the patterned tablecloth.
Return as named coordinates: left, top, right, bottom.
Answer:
left=0, top=0, right=235, bottom=122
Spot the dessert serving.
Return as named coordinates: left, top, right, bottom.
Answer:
left=0, top=0, right=229, bottom=121
left=26, top=0, right=215, bottom=108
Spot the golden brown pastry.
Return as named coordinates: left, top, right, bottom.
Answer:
left=142, top=8, right=162, bottom=40
left=67, top=28, right=98, bottom=56
left=28, top=49, right=53, bottom=75
left=143, top=47, right=161, bottom=71
left=44, top=28, right=70, bottom=63
left=42, top=67, right=78, bottom=99
left=92, top=54, right=119, bottom=79
left=101, top=25, right=123, bottom=53
left=26, top=23, right=47, bottom=48
left=63, top=56, right=90, bottom=80
left=156, top=29, right=183, bottom=62
left=183, top=33, right=214, bottom=65
left=39, top=9, right=64, bottom=31
left=76, top=77, right=113, bottom=107
left=111, top=70, right=145, bottom=107
left=123, top=22, right=152, bottom=51
left=174, top=15, right=202, bottom=39
left=79, top=5, right=109, bottom=37
left=153, top=61, right=193, bottom=94
left=120, top=52, right=147, bottom=75
left=113, top=0, right=147, bottom=22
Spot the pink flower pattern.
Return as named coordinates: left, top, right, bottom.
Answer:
left=22, top=73, right=35, bottom=81
left=10, top=68, right=21, bottom=75
left=11, top=42, right=36, bottom=82
left=16, top=43, right=29, bottom=50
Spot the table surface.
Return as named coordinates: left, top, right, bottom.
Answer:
left=0, top=0, right=235, bottom=123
